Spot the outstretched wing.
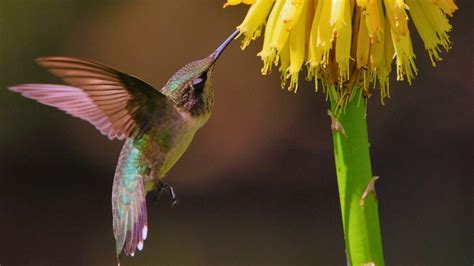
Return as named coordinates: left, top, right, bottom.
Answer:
left=10, top=57, right=170, bottom=140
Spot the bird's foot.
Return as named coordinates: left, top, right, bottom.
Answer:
left=154, top=181, right=179, bottom=208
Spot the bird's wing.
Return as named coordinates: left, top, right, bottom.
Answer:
left=10, top=56, right=171, bottom=140
left=112, top=142, right=148, bottom=258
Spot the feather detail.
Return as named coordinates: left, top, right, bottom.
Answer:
left=112, top=140, right=149, bottom=258
left=9, top=56, right=171, bottom=140
left=10, top=84, right=127, bottom=139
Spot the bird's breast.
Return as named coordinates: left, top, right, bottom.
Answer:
left=157, top=126, right=197, bottom=177
left=140, top=112, right=210, bottom=186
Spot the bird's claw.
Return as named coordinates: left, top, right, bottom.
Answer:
left=170, top=198, right=179, bottom=208
left=154, top=181, right=179, bottom=208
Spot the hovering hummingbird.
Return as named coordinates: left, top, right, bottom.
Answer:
left=9, top=30, right=239, bottom=261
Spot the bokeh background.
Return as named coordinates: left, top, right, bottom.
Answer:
left=0, top=1, right=472, bottom=265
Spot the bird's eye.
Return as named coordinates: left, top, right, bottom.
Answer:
left=189, top=73, right=208, bottom=91
left=192, top=77, right=203, bottom=86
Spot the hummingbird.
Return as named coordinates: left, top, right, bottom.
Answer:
left=9, top=30, right=239, bottom=261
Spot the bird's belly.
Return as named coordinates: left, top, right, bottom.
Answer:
left=141, top=113, right=210, bottom=191
left=157, top=129, right=197, bottom=177
left=155, top=113, right=210, bottom=177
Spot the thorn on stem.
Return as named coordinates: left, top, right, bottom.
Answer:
left=328, top=110, right=347, bottom=137
left=360, top=176, right=379, bottom=206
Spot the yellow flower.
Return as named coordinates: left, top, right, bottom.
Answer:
left=223, top=0, right=257, bottom=8
left=225, top=0, right=457, bottom=105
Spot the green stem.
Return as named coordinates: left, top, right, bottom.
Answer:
left=330, top=89, right=385, bottom=266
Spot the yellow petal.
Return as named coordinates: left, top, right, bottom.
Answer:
left=315, top=0, right=334, bottom=65
left=356, top=0, right=368, bottom=7
left=237, top=0, right=275, bottom=49
left=423, top=1, right=453, bottom=50
left=406, top=0, right=443, bottom=66
left=384, top=16, right=395, bottom=69
left=335, top=0, right=352, bottom=82
left=384, top=0, right=409, bottom=36
left=375, top=10, right=392, bottom=103
left=433, top=0, right=458, bottom=16
left=330, top=0, right=346, bottom=33
left=308, top=0, right=325, bottom=68
left=223, top=0, right=256, bottom=8
left=287, top=0, right=309, bottom=92
left=279, top=40, right=291, bottom=87
left=390, top=23, right=417, bottom=83
left=356, top=12, right=370, bottom=69
left=369, top=30, right=384, bottom=72
left=364, top=0, right=383, bottom=42
left=270, top=0, right=305, bottom=53
left=258, top=0, right=285, bottom=74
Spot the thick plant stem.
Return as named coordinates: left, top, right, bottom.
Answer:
left=330, top=90, right=385, bottom=266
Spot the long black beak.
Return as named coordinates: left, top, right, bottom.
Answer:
left=210, top=29, right=239, bottom=63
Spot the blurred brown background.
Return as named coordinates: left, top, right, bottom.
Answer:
left=0, top=1, right=472, bottom=265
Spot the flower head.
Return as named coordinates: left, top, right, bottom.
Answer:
left=224, top=0, right=457, bottom=106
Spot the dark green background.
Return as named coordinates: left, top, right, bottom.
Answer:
left=0, top=1, right=472, bottom=265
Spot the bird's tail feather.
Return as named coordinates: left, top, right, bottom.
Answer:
left=112, top=141, right=149, bottom=260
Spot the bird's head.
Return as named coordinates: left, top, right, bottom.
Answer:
left=163, top=30, right=238, bottom=115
